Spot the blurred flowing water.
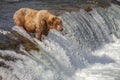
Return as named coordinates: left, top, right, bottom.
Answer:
left=0, top=1, right=120, bottom=80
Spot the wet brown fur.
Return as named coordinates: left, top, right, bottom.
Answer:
left=13, top=8, right=62, bottom=40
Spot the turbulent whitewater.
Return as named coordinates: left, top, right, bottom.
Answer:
left=0, top=4, right=120, bottom=80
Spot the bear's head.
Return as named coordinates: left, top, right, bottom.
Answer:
left=47, top=15, right=63, bottom=31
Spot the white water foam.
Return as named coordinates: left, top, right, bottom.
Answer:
left=0, top=29, right=10, bottom=35
left=71, top=36, right=120, bottom=80
left=1, top=26, right=120, bottom=80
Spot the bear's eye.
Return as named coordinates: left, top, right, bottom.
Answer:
left=48, top=21, right=53, bottom=25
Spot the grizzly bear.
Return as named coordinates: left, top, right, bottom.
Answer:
left=13, top=8, right=63, bottom=40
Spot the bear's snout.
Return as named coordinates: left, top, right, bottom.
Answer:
left=56, top=25, right=63, bottom=31
left=59, top=27, right=63, bottom=31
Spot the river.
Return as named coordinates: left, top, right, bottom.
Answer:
left=0, top=0, right=120, bottom=80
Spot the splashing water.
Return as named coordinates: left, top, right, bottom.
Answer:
left=0, top=4, right=120, bottom=80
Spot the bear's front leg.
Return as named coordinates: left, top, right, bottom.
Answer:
left=35, top=19, right=45, bottom=40
left=35, top=27, right=42, bottom=40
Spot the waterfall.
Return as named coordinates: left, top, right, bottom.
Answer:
left=0, top=4, right=120, bottom=80
left=61, top=4, right=120, bottom=50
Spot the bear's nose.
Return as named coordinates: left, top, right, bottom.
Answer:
left=60, top=27, right=63, bottom=31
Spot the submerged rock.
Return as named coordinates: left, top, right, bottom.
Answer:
left=0, top=26, right=39, bottom=53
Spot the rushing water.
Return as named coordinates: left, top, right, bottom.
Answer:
left=0, top=1, right=120, bottom=80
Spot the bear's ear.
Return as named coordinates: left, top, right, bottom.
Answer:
left=51, top=16, right=57, bottom=22
left=48, top=16, right=56, bottom=25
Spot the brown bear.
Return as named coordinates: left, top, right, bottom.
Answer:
left=13, top=8, right=63, bottom=40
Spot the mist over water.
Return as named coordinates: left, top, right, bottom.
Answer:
left=0, top=2, right=120, bottom=80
